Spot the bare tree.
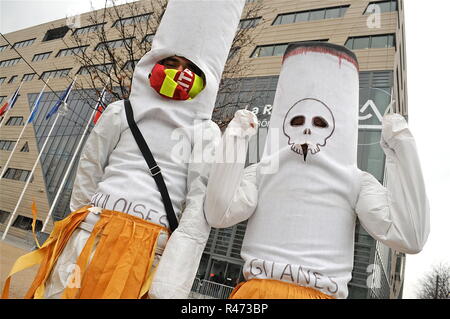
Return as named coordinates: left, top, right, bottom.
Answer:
left=213, top=0, right=266, bottom=128
left=63, top=0, right=167, bottom=103
left=61, top=0, right=265, bottom=120
left=416, top=262, right=450, bottom=299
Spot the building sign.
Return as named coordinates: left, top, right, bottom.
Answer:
left=250, top=104, right=272, bottom=128
left=358, top=87, right=394, bottom=130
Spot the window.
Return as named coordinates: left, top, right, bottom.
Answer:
left=0, top=58, right=21, bottom=67
left=20, top=142, right=29, bottom=152
left=12, top=38, right=35, bottom=49
left=295, top=12, right=309, bottom=22
left=0, top=44, right=8, bottom=52
left=353, top=37, right=370, bottom=50
left=239, top=17, right=261, bottom=29
left=0, top=78, right=6, bottom=85
left=371, top=34, right=391, bottom=48
left=0, top=140, right=16, bottom=151
left=12, top=215, right=42, bottom=231
left=32, top=52, right=52, bottom=62
left=142, top=34, right=155, bottom=43
left=251, top=40, right=329, bottom=58
left=95, top=38, right=133, bottom=51
left=345, top=34, right=396, bottom=50
left=78, top=63, right=113, bottom=75
left=113, top=13, right=152, bottom=27
left=253, top=45, right=275, bottom=57
left=309, top=9, right=326, bottom=21
left=22, top=73, right=35, bottom=81
left=227, top=46, right=241, bottom=60
left=2, top=168, right=32, bottom=182
left=73, top=23, right=105, bottom=36
left=325, top=7, right=342, bottom=19
left=365, top=1, right=398, bottom=14
left=273, top=44, right=289, bottom=56
left=56, top=46, right=88, bottom=57
left=5, top=116, right=24, bottom=126
left=8, top=75, right=18, bottom=84
left=43, top=26, right=69, bottom=41
left=252, top=44, right=276, bottom=58
left=124, top=60, right=140, bottom=71
left=40, top=68, right=71, bottom=80
left=0, top=210, right=10, bottom=224
left=273, top=5, right=349, bottom=25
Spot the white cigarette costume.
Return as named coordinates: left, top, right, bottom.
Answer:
left=44, top=0, right=245, bottom=299
left=205, top=42, right=430, bottom=299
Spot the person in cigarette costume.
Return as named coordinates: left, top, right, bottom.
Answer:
left=2, top=0, right=246, bottom=299
left=204, top=42, right=430, bottom=299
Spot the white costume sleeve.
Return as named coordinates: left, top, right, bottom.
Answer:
left=149, top=120, right=221, bottom=299
left=69, top=101, right=123, bottom=211
left=204, top=110, right=259, bottom=228
left=355, top=114, right=430, bottom=254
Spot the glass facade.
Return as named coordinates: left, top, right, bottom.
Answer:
left=349, top=70, right=394, bottom=299
left=27, top=88, right=104, bottom=223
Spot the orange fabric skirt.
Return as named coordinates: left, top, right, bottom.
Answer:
left=2, top=206, right=167, bottom=299
left=229, top=279, right=334, bottom=299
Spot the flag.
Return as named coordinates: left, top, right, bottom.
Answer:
left=31, top=200, right=42, bottom=248
left=93, top=101, right=107, bottom=124
left=93, top=88, right=107, bottom=124
left=45, top=80, right=74, bottom=120
left=28, top=87, right=45, bottom=123
left=0, top=86, right=21, bottom=116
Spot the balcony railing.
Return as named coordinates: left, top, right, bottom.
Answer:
left=189, top=278, right=235, bottom=299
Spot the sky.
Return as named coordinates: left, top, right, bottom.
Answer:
left=402, top=0, right=450, bottom=298
left=0, top=0, right=138, bottom=34
left=1, top=0, right=449, bottom=299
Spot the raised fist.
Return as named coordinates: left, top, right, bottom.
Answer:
left=380, top=113, right=413, bottom=155
left=227, top=109, right=259, bottom=138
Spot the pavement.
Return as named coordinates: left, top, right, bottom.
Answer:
left=0, top=236, right=38, bottom=299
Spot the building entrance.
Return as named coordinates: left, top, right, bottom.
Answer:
left=207, top=258, right=244, bottom=287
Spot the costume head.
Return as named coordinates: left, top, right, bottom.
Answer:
left=262, top=42, right=360, bottom=166
left=96, top=0, right=245, bottom=227
left=129, top=0, right=245, bottom=122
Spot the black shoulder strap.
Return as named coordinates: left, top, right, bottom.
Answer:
left=124, top=99, right=178, bottom=233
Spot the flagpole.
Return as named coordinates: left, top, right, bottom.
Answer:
left=0, top=80, right=25, bottom=129
left=1, top=79, right=76, bottom=241
left=0, top=80, right=49, bottom=181
left=41, top=87, right=106, bottom=233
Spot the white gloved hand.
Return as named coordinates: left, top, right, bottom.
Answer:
left=227, top=109, right=259, bottom=138
left=380, top=113, right=412, bottom=157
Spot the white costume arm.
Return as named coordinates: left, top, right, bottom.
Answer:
left=69, top=101, right=123, bottom=211
left=355, top=114, right=430, bottom=254
left=204, top=110, right=259, bottom=228
left=149, top=120, right=221, bottom=299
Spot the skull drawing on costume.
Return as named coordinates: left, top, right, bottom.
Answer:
left=204, top=42, right=430, bottom=299
left=283, top=98, right=335, bottom=160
